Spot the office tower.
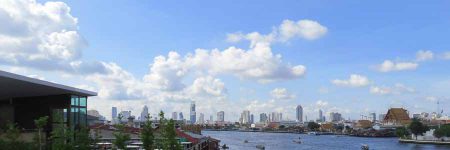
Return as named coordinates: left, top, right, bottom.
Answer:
left=370, top=112, right=376, bottom=122
left=172, top=112, right=178, bottom=120
left=250, top=114, right=254, bottom=124
left=280, top=113, right=283, bottom=121
left=179, top=112, right=184, bottom=120
left=330, top=112, right=342, bottom=122
left=240, top=110, right=251, bottom=124
left=217, top=111, right=225, bottom=122
left=319, top=109, right=323, bottom=122
left=210, top=115, right=213, bottom=122
left=199, top=113, right=205, bottom=124
left=296, top=105, right=303, bottom=122
left=112, top=107, right=117, bottom=119
left=140, top=105, right=148, bottom=121
left=190, top=101, right=196, bottom=124
left=260, top=113, right=268, bottom=123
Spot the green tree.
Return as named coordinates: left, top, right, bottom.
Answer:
left=307, top=122, right=320, bottom=131
left=50, top=111, right=74, bottom=150
left=141, top=115, right=155, bottom=150
left=34, top=116, right=48, bottom=150
left=162, top=119, right=181, bottom=150
left=112, top=124, right=130, bottom=149
left=434, top=124, right=450, bottom=139
left=395, top=127, right=408, bottom=139
left=408, top=118, right=429, bottom=140
left=74, top=127, right=91, bottom=150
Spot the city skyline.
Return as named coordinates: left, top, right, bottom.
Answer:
left=1, top=0, right=450, bottom=122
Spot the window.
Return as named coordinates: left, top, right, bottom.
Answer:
left=70, top=95, right=87, bottom=128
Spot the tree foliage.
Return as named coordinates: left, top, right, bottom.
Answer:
left=408, top=118, right=429, bottom=140
left=112, top=124, right=130, bottom=149
left=34, top=116, right=48, bottom=150
left=141, top=114, right=155, bottom=150
left=395, top=127, right=409, bottom=139
left=307, top=122, right=320, bottom=131
left=434, top=124, right=450, bottom=139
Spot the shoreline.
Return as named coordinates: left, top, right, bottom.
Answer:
left=398, top=139, right=450, bottom=145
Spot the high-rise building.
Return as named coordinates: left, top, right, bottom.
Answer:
left=250, top=114, right=254, bottom=124
left=296, top=105, right=303, bottom=122
left=379, top=114, right=386, bottom=122
left=217, top=111, right=225, bottom=122
left=190, top=101, right=196, bottom=124
left=240, top=110, right=251, bottom=124
left=179, top=112, right=184, bottom=120
left=319, top=109, right=323, bottom=122
left=172, top=112, right=178, bottom=120
left=369, top=112, right=376, bottom=122
left=140, top=105, right=148, bottom=121
left=329, top=112, right=342, bottom=122
left=112, top=107, right=117, bottom=119
left=269, top=112, right=282, bottom=122
left=210, top=115, right=213, bottom=122
left=198, top=113, right=205, bottom=124
left=260, top=113, right=268, bottom=123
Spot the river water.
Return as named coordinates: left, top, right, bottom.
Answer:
left=203, top=131, right=450, bottom=150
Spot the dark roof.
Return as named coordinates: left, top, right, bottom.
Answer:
left=0, top=70, right=96, bottom=99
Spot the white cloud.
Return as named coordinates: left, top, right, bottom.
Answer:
left=370, top=83, right=416, bottom=95
left=316, top=100, right=329, bottom=108
left=443, top=52, right=450, bottom=60
left=278, top=19, right=328, bottom=41
left=416, top=50, right=433, bottom=62
left=189, top=76, right=227, bottom=97
left=332, top=74, right=370, bottom=87
left=376, top=60, right=418, bottom=72
left=270, top=88, right=296, bottom=100
left=227, top=19, right=327, bottom=47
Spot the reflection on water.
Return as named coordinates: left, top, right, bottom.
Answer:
left=203, top=131, right=450, bottom=150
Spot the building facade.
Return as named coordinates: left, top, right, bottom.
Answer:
left=296, top=105, right=303, bottom=122
left=217, top=111, right=225, bottom=122
left=190, top=101, right=196, bottom=124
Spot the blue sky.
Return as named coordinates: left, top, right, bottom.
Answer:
left=2, top=0, right=450, bottom=121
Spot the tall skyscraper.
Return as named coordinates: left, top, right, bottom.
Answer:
left=217, top=111, right=225, bottom=122
left=112, top=107, right=117, bottom=119
left=179, top=112, right=184, bottom=120
left=296, top=105, right=303, bottom=122
left=190, top=101, right=196, bottom=124
left=210, top=115, right=213, bottom=122
left=240, top=110, right=251, bottom=124
left=199, top=113, right=205, bottom=124
left=319, top=109, right=323, bottom=122
left=140, top=105, right=148, bottom=121
left=370, top=112, right=376, bottom=122
left=172, top=112, right=178, bottom=120
left=260, top=113, right=268, bottom=123
left=250, top=114, right=254, bottom=124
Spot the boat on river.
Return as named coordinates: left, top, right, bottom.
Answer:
left=256, top=145, right=265, bottom=150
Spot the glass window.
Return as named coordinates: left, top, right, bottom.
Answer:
left=79, top=108, right=87, bottom=126
left=71, top=96, right=78, bottom=106
left=79, top=97, right=87, bottom=107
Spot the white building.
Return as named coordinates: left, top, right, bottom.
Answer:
left=217, top=111, right=225, bottom=122
left=140, top=105, right=148, bottom=121
left=172, top=112, right=178, bottom=120
left=240, top=110, right=251, bottom=124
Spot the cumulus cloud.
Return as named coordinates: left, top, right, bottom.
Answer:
left=270, top=88, right=296, bottom=100
left=227, top=19, right=327, bottom=47
left=416, top=50, right=433, bottom=62
left=332, top=74, right=370, bottom=87
left=189, top=76, right=227, bottom=97
left=370, top=83, right=415, bottom=95
left=376, top=60, right=418, bottom=72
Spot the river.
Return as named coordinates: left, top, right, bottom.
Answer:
left=202, top=131, right=450, bottom=150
